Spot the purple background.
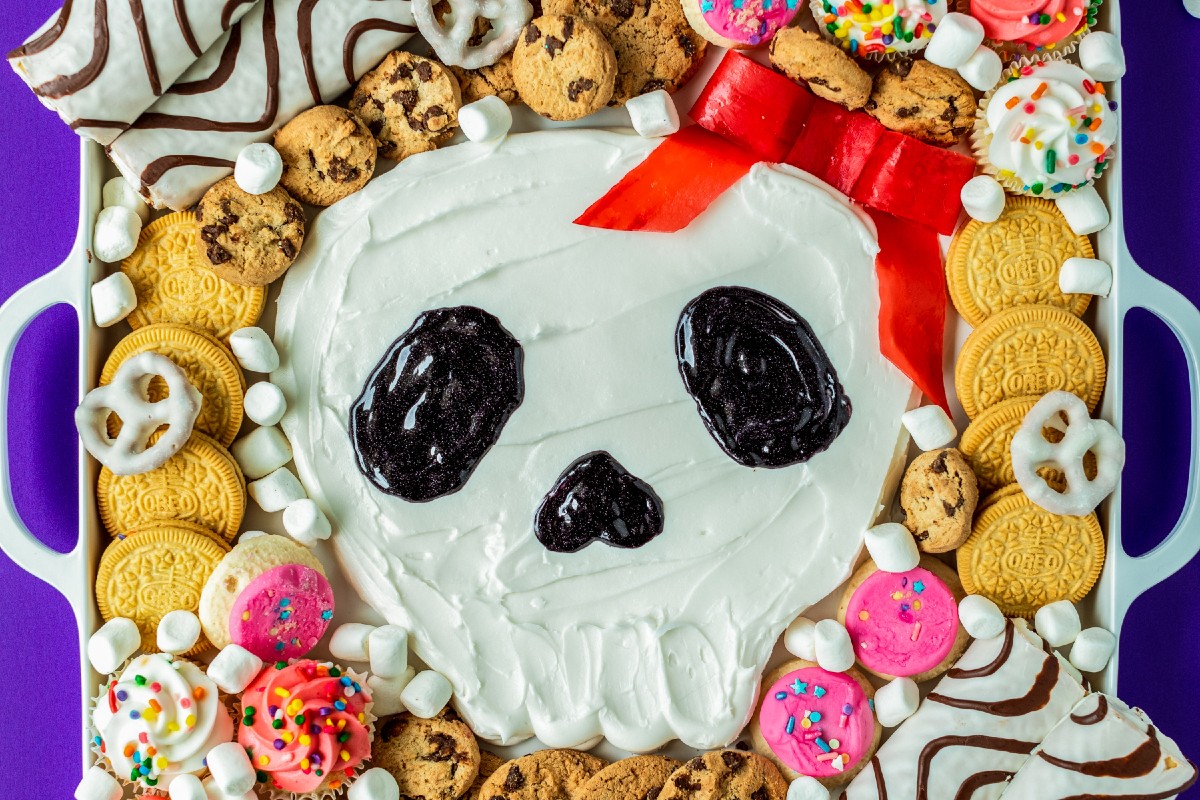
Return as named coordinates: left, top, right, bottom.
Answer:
left=1, top=2, right=1197, bottom=795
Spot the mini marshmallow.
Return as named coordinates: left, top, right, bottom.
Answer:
left=814, top=619, right=855, bottom=673
left=91, top=271, right=138, bottom=328
left=248, top=466, right=306, bottom=512
left=229, top=326, right=280, bottom=373
left=232, top=425, right=293, bottom=480
left=786, top=776, right=831, bottom=800
left=1078, top=32, right=1126, bottom=82
left=1059, top=257, right=1113, bottom=297
left=283, top=498, right=332, bottom=546
left=1188, top=0, right=1200, bottom=19
left=102, top=176, right=151, bottom=223
left=202, top=777, right=258, bottom=800
left=76, top=766, right=123, bottom=800
left=93, top=205, right=142, bottom=263
left=874, top=677, right=920, bottom=727
left=330, top=622, right=377, bottom=662
left=1069, top=627, right=1116, bottom=673
left=902, top=405, right=958, bottom=451
left=401, top=669, right=454, bottom=718
left=959, top=175, right=1006, bottom=224
left=235, top=142, right=284, bottom=195
left=87, top=616, right=141, bottom=675
left=157, top=609, right=202, bottom=654
left=957, top=45, right=1002, bottom=92
left=207, top=741, right=257, bottom=796
left=367, top=667, right=417, bottom=717
left=1056, top=185, right=1110, bottom=235
left=349, top=768, right=402, bottom=800
left=864, top=522, right=920, bottom=573
left=958, top=594, right=1006, bottom=640
left=369, top=625, right=409, bottom=678
left=169, top=774, right=208, bottom=800
left=459, top=96, right=513, bottom=143
left=924, top=12, right=985, bottom=70
left=626, top=89, right=680, bottom=138
left=207, top=644, right=264, bottom=694
left=1034, top=600, right=1081, bottom=648
left=244, top=381, right=287, bottom=426
left=784, top=616, right=817, bottom=661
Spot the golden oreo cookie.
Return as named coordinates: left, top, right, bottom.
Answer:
left=102, top=323, right=245, bottom=447
left=947, top=197, right=1093, bottom=327
left=95, top=521, right=231, bottom=655
left=957, top=488, right=1105, bottom=618
left=121, top=212, right=266, bottom=341
left=954, top=304, right=1105, bottom=420
left=97, top=431, right=246, bottom=543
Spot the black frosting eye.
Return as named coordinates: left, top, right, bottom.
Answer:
left=535, top=451, right=665, bottom=553
left=349, top=306, right=524, bottom=502
left=675, top=286, right=852, bottom=468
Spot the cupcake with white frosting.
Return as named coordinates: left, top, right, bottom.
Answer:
left=810, top=0, right=948, bottom=60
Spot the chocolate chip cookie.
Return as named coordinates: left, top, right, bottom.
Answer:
left=541, top=0, right=706, bottom=105
left=658, top=751, right=789, bottom=800
left=768, top=28, right=872, bottom=110
left=478, top=749, right=609, bottom=800
left=449, top=54, right=521, bottom=104
left=195, top=177, right=305, bottom=287
left=350, top=51, right=463, bottom=161
left=900, top=448, right=980, bottom=553
left=273, top=105, right=377, bottom=207
left=466, top=751, right=506, bottom=800
left=512, top=15, right=618, bottom=120
left=373, top=711, right=481, bottom=800
left=865, top=61, right=977, bottom=147
left=580, top=755, right=680, bottom=800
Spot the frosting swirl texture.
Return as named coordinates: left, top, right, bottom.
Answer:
left=970, top=0, right=1089, bottom=47
left=813, top=0, right=946, bottom=56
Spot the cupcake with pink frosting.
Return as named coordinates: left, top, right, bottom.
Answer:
left=968, top=0, right=1100, bottom=57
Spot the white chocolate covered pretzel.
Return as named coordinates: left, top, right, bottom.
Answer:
left=412, top=0, right=532, bottom=69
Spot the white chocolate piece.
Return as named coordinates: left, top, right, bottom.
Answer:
left=1069, top=627, right=1116, bottom=673
left=330, top=623, right=377, bottom=663
left=207, top=742, right=256, bottom=797
left=1059, top=257, right=1112, bottom=297
left=1034, top=600, right=1082, bottom=648
left=814, top=619, right=855, bottom=673
left=412, top=0, right=533, bottom=70
left=93, top=205, right=143, bottom=263
left=228, top=326, right=280, bottom=374
left=459, top=96, right=513, bottom=142
left=157, top=609, right=202, bottom=655
left=874, top=677, right=919, bottom=727
left=1055, top=185, right=1110, bottom=235
left=901, top=405, right=958, bottom=451
left=957, top=594, right=1006, bottom=640
left=626, top=89, right=680, bottom=138
left=787, top=776, right=831, bottom=800
left=207, top=644, right=264, bottom=695
left=924, top=12, right=985, bottom=70
left=401, top=670, right=454, bottom=718
left=243, top=381, right=288, bottom=427
left=1078, top=32, right=1126, bottom=82
left=957, top=45, right=1003, bottom=92
left=369, top=625, right=410, bottom=678
left=784, top=616, right=817, bottom=661
left=169, top=774, right=208, bottom=800
left=282, top=498, right=332, bottom=546
left=367, top=667, right=417, bottom=717
left=234, top=143, right=284, bottom=195
left=349, top=768, right=402, bottom=800
left=232, top=426, right=293, bottom=480
left=248, top=467, right=306, bottom=512
left=90, top=272, right=138, bottom=328
left=959, top=175, right=1006, bottom=224
left=864, top=522, right=920, bottom=573
left=76, top=766, right=123, bottom=800
left=102, top=176, right=151, bottom=223
left=87, top=616, right=142, bottom=675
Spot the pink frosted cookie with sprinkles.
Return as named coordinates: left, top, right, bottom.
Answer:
left=837, top=556, right=969, bottom=682
left=750, top=659, right=881, bottom=787
left=229, top=564, right=335, bottom=661
left=682, top=0, right=802, bottom=49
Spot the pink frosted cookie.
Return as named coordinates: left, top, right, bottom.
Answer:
left=750, top=659, right=881, bottom=786
left=837, top=556, right=969, bottom=682
left=229, top=564, right=335, bottom=661
left=682, top=0, right=801, bottom=49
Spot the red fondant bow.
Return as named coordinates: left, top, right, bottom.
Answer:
left=576, top=52, right=977, bottom=411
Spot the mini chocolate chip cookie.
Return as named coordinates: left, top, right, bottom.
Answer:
left=658, top=751, right=789, bottom=800
left=541, top=0, right=706, bottom=105
left=195, top=177, right=305, bottom=287
left=580, top=755, right=680, bottom=800
left=466, top=751, right=506, bottom=800
left=768, top=28, right=872, bottom=111
left=865, top=61, right=977, bottom=147
left=450, top=54, right=521, bottom=104
left=373, top=711, right=481, bottom=800
left=478, top=749, right=609, bottom=800
left=273, top=105, right=377, bottom=207
left=512, top=15, right=618, bottom=120
left=900, top=448, right=980, bottom=553
left=350, top=51, right=463, bottom=161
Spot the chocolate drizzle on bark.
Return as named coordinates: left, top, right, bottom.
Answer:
left=8, top=0, right=75, bottom=59
left=1039, top=727, right=1163, bottom=778
left=299, top=0, right=322, bottom=104
left=945, top=620, right=1014, bottom=680
left=174, top=0, right=203, bottom=56
left=33, top=0, right=109, bottom=99
left=1070, top=695, right=1108, bottom=726
left=916, top=736, right=1041, bottom=800
left=170, top=25, right=242, bottom=95
left=342, top=18, right=419, bottom=83
left=929, top=626, right=1059, bottom=717
left=138, top=154, right=236, bottom=192
left=129, top=0, right=163, bottom=96
left=222, top=0, right=257, bottom=29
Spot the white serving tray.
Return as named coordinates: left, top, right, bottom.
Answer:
left=2, top=0, right=1199, bottom=779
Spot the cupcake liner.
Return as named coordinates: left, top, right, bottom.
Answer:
left=809, top=0, right=939, bottom=63
left=955, top=0, right=1095, bottom=63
